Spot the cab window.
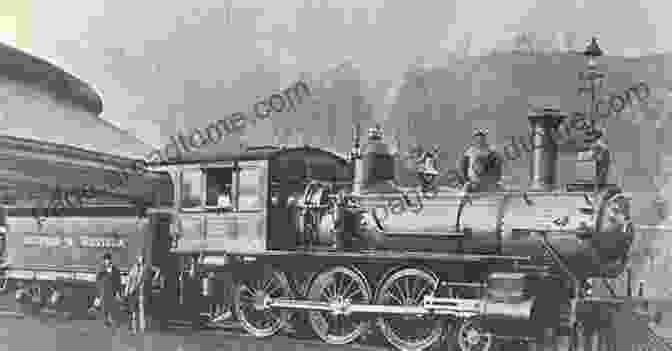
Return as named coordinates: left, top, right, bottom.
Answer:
left=204, top=168, right=234, bottom=210
left=238, top=167, right=263, bottom=211
left=180, top=169, right=203, bottom=209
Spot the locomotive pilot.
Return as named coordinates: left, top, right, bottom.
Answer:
left=458, top=129, right=504, bottom=193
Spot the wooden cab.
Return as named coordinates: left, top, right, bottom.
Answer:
left=155, top=146, right=352, bottom=258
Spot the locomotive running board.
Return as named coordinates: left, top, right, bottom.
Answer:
left=264, top=296, right=533, bottom=319
left=226, top=249, right=531, bottom=264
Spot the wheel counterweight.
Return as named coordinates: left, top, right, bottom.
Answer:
left=375, top=267, right=444, bottom=351
left=307, top=265, right=372, bottom=344
left=234, top=266, right=292, bottom=338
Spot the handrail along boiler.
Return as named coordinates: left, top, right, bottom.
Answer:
left=149, top=108, right=634, bottom=351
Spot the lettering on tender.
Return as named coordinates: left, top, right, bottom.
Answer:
left=23, top=235, right=63, bottom=248
left=78, top=236, right=127, bottom=249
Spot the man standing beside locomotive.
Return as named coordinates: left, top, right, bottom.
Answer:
left=124, top=252, right=161, bottom=334
left=96, top=253, right=123, bottom=330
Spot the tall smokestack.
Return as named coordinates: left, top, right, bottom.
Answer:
left=528, top=108, right=567, bottom=191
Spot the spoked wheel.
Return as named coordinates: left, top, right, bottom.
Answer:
left=457, top=318, right=494, bottom=351
left=234, top=265, right=292, bottom=338
left=376, top=267, right=443, bottom=351
left=307, top=265, right=372, bottom=344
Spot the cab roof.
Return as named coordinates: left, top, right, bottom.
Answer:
left=149, top=145, right=350, bottom=166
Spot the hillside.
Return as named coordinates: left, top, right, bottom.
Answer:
left=383, top=51, right=672, bottom=226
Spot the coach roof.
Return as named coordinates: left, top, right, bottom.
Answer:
left=0, top=42, right=103, bottom=115
left=148, top=145, right=350, bottom=166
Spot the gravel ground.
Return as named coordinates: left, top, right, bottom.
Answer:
left=0, top=311, right=398, bottom=351
left=0, top=291, right=395, bottom=351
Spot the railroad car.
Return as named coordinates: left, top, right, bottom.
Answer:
left=0, top=137, right=173, bottom=317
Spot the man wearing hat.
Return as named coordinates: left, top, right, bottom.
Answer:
left=96, top=252, right=122, bottom=329
left=458, top=129, right=504, bottom=193
left=216, top=184, right=233, bottom=215
left=454, top=129, right=504, bottom=230
left=124, top=251, right=161, bottom=333
left=577, top=130, right=611, bottom=189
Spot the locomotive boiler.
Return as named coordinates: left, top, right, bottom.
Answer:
left=309, top=113, right=633, bottom=280
left=152, top=107, right=635, bottom=351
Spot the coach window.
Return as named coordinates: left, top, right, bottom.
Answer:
left=204, top=167, right=235, bottom=210
left=180, top=168, right=203, bottom=210
left=237, top=164, right=263, bottom=211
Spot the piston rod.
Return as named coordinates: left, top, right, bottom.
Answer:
left=263, top=296, right=533, bottom=320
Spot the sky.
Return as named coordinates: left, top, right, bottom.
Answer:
left=0, top=0, right=669, bottom=147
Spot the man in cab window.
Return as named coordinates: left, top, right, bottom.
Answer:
left=217, top=184, right=233, bottom=214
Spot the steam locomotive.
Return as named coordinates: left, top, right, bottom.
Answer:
left=139, top=108, right=630, bottom=351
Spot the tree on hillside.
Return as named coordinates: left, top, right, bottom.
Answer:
left=564, top=31, right=577, bottom=52
left=511, top=31, right=581, bottom=55
left=311, top=59, right=375, bottom=152
left=384, top=60, right=438, bottom=154
left=514, top=32, right=536, bottom=54
left=458, top=32, right=472, bottom=61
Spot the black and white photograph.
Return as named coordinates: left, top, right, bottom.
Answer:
left=0, top=1, right=671, bottom=350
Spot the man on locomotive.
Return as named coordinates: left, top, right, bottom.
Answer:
left=458, top=129, right=504, bottom=193
left=577, top=130, right=611, bottom=189
left=216, top=184, right=233, bottom=214
left=454, top=130, right=504, bottom=230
